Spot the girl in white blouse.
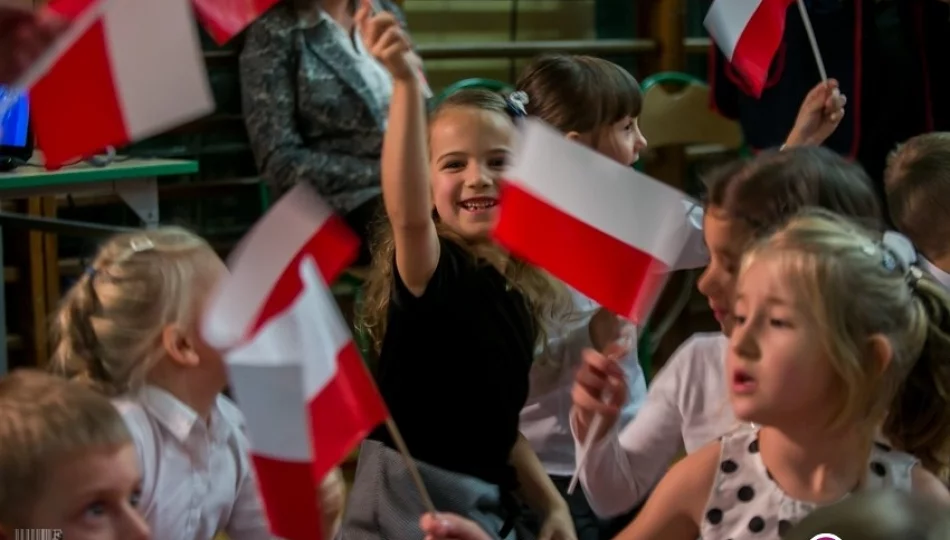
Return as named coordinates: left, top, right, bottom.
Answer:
left=571, top=145, right=883, bottom=519
left=49, top=228, right=342, bottom=540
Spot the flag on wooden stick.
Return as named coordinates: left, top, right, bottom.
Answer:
left=203, top=185, right=388, bottom=540
left=704, top=0, right=795, bottom=98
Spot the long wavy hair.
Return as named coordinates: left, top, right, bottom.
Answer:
left=360, top=89, right=575, bottom=355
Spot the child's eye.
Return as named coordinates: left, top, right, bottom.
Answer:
left=83, top=501, right=106, bottom=518
left=769, top=318, right=792, bottom=329
left=130, top=489, right=142, bottom=507
left=732, top=314, right=747, bottom=325
left=442, top=161, right=464, bottom=171
left=488, top=156, right=508, bottom=169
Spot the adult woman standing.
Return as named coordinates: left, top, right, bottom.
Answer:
left=241, top=0, right=416, bottom=263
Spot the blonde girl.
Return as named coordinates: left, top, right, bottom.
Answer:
left=616, top=210, right=950, bottom=540
left=49, top=228, right=342, bottom=540
left=343, top=3, right=641, bottom=539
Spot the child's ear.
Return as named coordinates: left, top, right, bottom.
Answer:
left=565, top=131, right=583, bottom=143
left=162, top=324, right=201, bottom=368
left=867, top=333, right=893, bottom=378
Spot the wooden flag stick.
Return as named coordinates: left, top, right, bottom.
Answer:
left=566, top=320, right=637, bottom=495
left=796, top=0, right=828, bottom=82
left=384, top=416, right=438, bottom=514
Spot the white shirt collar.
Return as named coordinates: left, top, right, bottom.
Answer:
left=920, top=257, right=950, bottom=290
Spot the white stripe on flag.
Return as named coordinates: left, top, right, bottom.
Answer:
left=204, top=184, right=336, bottom=349
left=225, top=256, right=350, bottom=460
left=103, top=0, right=212, bottom=137
left=704, top=0, right=763, bottom=59
left=228, top=362, right=311, bottom=462
left=509, top=119, right=690, bottom=267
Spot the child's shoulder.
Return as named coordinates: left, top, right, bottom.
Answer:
left=652, top=332, right=727, bottom=389
left=675, top=332, right=728, bottom=359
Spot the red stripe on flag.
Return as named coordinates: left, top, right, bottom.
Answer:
left=247, top=213, right=360, bottom=338
left=307, top=342, right=388, bottom=482
left=193, top=0, right=281, bottom=45
left=493, top=181, right=669, bottom=322
left=731, top=0, right=793, bottom=98
left=250, top=455, right=323, bottom=540
left=29, top=20, right=127, bottom=168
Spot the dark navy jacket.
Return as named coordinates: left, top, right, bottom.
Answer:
left=710, top=0, right=950, bottom=186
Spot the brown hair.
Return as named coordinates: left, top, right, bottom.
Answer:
left=361, top=89, right=574, bottom=353
left=50, top=227, right=220, bottom=397
left=786, top=490, right=950, bottom=540
left=884, top=132, right=950, bottom=261
left=706, top=145, right=883, bottom=236
left=0, top=369, right=132, bottom=525
left=516, top=54, right=642, bottom=138
left=745, top=210, right=950, bottom=481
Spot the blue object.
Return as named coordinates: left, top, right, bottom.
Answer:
left=0, top=87, right=30, bottom=149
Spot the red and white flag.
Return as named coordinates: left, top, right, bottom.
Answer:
left=191, top=0, right=279, bottom=45
left=203, top=185, right=388, bottom=540
left=494, top=119, right=693, bottom=324
left=29, top=0, right=213, bottom=168
left=704, top=0, right=794, bottom=98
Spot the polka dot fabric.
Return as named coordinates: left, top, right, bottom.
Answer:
left=700, top=429, right=917, bottom=539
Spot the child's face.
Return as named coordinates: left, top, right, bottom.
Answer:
left=696, top=208, right=752, bottom=334
left=26, top=443, right=149, bottom=540
left=592, top=116, right=647, bottom=167
left=727, top=258, right=838, bottom=427
left=429, top=106, right=514, bottom=241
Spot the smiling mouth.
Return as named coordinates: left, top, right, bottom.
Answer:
left=459, top=197, right=498, bottom=211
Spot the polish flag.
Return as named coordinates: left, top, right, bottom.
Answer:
left=494, top=119, right=693, bottom=324
left=704, top=0, right=794, bottom=98
left=29, top=0, right=214, bottom=168
left=203, top=185, right=388, bottom=540
left=191, top=0, right=280, bottom=45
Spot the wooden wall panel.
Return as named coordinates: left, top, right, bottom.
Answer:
left=404, top=0, right=596, bottom=89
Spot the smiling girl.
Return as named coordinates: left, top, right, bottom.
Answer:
left=343, top=4, right=581, bottom=539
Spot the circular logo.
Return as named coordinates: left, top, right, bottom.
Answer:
left=810, top=535, right=843, bottom=540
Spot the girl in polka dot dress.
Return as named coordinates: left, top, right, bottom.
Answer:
left=614, top=211, right=950, bottom=540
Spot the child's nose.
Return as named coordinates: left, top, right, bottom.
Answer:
left=122, top=508, right=152, bottom=540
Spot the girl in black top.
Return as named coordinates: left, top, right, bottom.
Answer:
left=338, top=3, right=602, bottom=540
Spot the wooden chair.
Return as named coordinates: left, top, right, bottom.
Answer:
left=636, top=72, right=744, bottom=378
left=638, top=71, right=743, bottom=153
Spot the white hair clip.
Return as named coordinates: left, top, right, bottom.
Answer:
left=506, top=91, right=529, bottom=118
left=881, top=231, right=917, bottom=271
left=881, top=231, right=923, bottom=288
left=129, top=237, right=155, bottom=253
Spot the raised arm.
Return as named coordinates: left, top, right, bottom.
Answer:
left=357, top=1, right=439, bottom=295
left=240, top=13, right=381, bottom=198
left=782, top=79, right=846, bottom=149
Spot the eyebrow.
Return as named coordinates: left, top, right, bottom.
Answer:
left=734, top=294, right=790, bottom=307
